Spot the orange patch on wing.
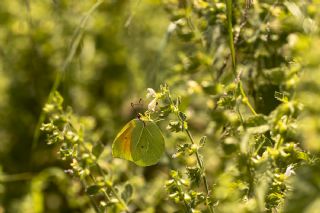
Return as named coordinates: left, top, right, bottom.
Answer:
left=118, top=121, right=135, bottom=160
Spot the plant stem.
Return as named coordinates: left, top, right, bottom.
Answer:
left=239, top=81, right=257, bottom=115
left=32, top=0, right=104, bottom=150
left=96, top=164, right=129, bottom=211
left=68, top=120, right=129, bottom=210
left=167, top=91, right=214, bottom=212
left=78, top=141, right=129, bottom=211
left=185, top=129, right=214, bottom=213
left=226, top=0, right=237, bottom=76
left=274, top=137, right=284, bottom=150
left=216, top=1, right=251, bottom=81
left=0, top=172, right=33, bottom=182
left=225, top=0, right=256, bottom=116
left=82, top=179, right=102, bottom=213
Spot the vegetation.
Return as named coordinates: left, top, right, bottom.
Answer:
left=1, top=0, right=320, bottom=212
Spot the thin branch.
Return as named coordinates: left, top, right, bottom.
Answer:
left=0, top=172, right=33, bottom=183
left=216, top=0, right=252, bottom=81
left=167, top=90, right=214, bottom=213
left=32, top=0, right=104, bottom=150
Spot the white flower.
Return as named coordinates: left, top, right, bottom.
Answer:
left=285, top=165, right=295, bottom=177
left=167, top=22, right=176, bottom=33
left=148, top=98, right=157, bottom=111
left=146, top=88, right=156, bottom=98
left=146, top=88, right=157, bottom=111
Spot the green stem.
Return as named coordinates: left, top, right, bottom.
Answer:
left=82, top=179, right=102, bottom=213
left=0, top=172, right=33, bottom=183
left=168, top=91, right=214, bottom=213
left=110, top=186, right=128, bottom=210
left=226, top=0, right=236, bottom=76
left=185, top=129, right=214, bottom=213
left=239, top=81, right=257, bottom=115
left=179, top=182, right=193, bottom=213
left=216, top=1, right=251, bottom=81
left=254, top=136, right=268, bottom=156
left=96, top=164, right=129, bottom=211
left=78, top=142, right=129, bottom=210
left=68, top=120, right=129, bottom=210
left=274, top=137, right=284, bottom=150
left=32, top=0, right=104, bottom=150
left=88, top=173, right=111, bottom=201
left=185, top=130, right=203, bottom=169
left=225, top=0, right=256, bottom=115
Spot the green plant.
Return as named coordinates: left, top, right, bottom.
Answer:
left=41, top=92, right=130, bottom=212
left=2, top=0, right=320, bottom=212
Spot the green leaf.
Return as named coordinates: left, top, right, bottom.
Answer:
left=86, top=185, right=100, bottom=196
left=121, top=183, right=133, bottom=202
left=245, top=114, right=268, bottom=127
left=274, top=91, right=289, bottom=103
left=178, top=111, right=187, bottom=121
left=186, top=167, right=202, bottom=187
left=168, top=120, right=182, bottom=132
left=245, top=114, right=270, bottom=134
left=222, top=137, right=239, bottom=155
left=199, top=136, right=207, bottom=148
left=264, top=67, right=286, bottom=84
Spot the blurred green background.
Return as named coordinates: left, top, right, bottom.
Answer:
left=1, top=0, right=320, bottom=212
left=0, top=0, right=172, bottom=212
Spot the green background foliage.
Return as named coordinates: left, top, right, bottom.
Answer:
left=0, top=0, right=320, bottom=212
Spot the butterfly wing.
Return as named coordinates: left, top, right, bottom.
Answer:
left=131, top=120, right=165, bottom=166
left=112, top=119, right=165, bottom=167
left=112, top=119, right=136, bottom=161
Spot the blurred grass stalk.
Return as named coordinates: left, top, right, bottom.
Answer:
left=0, top=173, right=33, bottom=183
left=32, top=0, right=104, bottom=151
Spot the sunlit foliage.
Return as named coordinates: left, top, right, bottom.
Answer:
left=1, top=0, right=320, bottom=212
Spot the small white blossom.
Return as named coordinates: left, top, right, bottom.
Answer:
left=285, top=165, right=295, bottom=177
left=167, top=22, right=176, bottom=33
left=146, top=88, right=156, bottom=98
left=148, top=98, right=157, bottom=111
left=146, top=88, right=157, bottom=111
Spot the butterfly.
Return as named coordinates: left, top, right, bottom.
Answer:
left=112, top=117, right=165, bottom=167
